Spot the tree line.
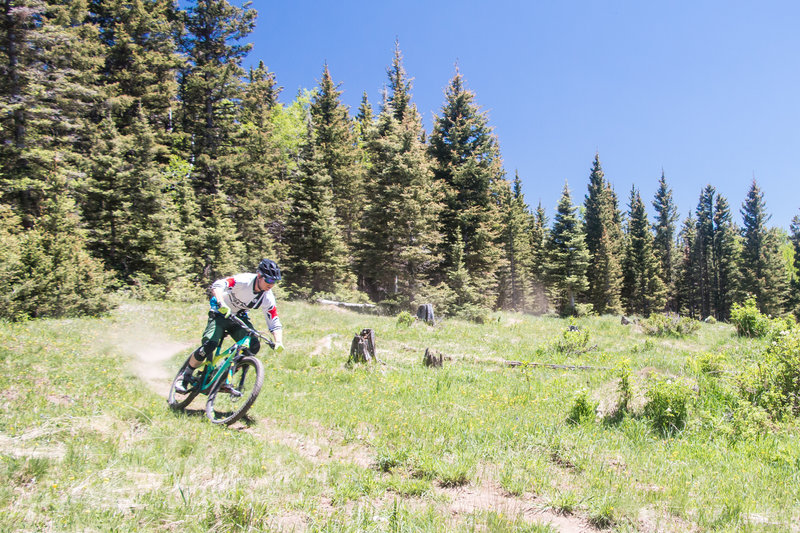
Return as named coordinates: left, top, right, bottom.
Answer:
left=1, top=0, right=797, bottom=321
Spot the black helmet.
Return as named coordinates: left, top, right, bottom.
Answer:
left=257, top=258, right=281, bottom=283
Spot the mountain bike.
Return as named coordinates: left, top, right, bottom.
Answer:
left=167, top=314, right=273, bottom=425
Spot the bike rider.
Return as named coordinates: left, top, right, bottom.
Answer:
left=175, top=258, right=284, bottom=393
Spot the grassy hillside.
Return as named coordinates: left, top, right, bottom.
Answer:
left=0, top=300, right=797, bottom=532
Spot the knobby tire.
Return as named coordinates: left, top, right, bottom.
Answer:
left=167, top=353, right=201, bottom=410
left=205, top=355, right=264, bottom=425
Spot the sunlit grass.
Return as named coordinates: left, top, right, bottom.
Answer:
left=0, top=300, right=797, bottom=530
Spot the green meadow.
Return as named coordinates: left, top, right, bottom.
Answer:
left=0, top=300, right=797, bottom=532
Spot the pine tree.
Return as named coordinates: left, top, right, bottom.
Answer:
left=582, top=154, right=623, bottom=314
left=285, top=120, right=352, bottom=295
left=740, top=180, right=787, bottom=315
left=694, top=185, right=715, bottom=318
left=0, top=0, right=103, bottom=226
left=711, top=193, right=741, bottom=320
left=529, top=201, right=549, bottom=314
left=310, top=64, right=363, bottom=250
left=652, top=171, right=679, bottom=310
left=428, top=66, right=505, bottom=306
left=675, top=212, right=701, bottom=317
left=17, top=173, right=111, bottom=318
left=543, top=182, right=589, bottom=316
left=358, top=44, right=443, bottom=304
left=91, top=0, right=183, bottom=137
left=496, top=172, right=534, bottom=311
left=789, top=214, right=800, bottom=319
left=622, top=187, right=666, bottom=315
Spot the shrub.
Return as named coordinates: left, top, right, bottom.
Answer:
left=739, top=325, right=800, bottom=419
left=396, top=311, right=415, bottom=327
left=643, top=378, right=690, bottom=436
left=641, top=313, right=700, bottom=337
left=730, top=297, right=772, bottom=337
left=553, top=323, right=590, bottom=354
left=688, top=352, right=727, bottom=377
left=566, top=389, right=597, bottom=424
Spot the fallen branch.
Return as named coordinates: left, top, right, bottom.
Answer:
left=504, top=360, right=610, bottom=371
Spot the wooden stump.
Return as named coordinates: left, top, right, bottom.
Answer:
left=423, top=348, right=443, bottom=367
left=416, top=303, right=435, bottom=324
left=349, top=328, right=376, bottom=364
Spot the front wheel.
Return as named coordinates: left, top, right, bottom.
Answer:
left=205, top=355, right=264, bottom=425
left=168, top=352, right=201, bottom=410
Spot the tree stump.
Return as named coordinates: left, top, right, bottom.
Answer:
left=423, top=348, right=443, bottom=367
left=349, top=328, right=376, bottom=364
left=416, top=303, right=435, bottom=324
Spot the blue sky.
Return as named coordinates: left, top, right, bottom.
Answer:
left=242, top=0, right=800, bottom=229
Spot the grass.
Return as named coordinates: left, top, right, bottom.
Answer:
left=0, top=300, right=798, bottom=531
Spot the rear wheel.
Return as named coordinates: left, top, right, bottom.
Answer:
left=205, top=355, right=264, bottom=425
left=167, top=352, right=201, bottom=410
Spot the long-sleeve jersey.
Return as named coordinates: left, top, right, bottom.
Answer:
left=210, top=273, right=282, bottom=332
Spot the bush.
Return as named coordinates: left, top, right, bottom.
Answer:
left=396, top=311, right=415, bottom=327
left=739, top=325, right=800, bottom=419
left=641, top=313, right=700, bottom=337
left=553, top=323, right=590, bottom=354
left=643, top=378, right=690, bottom=436
left=688, top=352, right=727, bottom=377
left=730, top=297, right=772, bottom=337
left=566, top=390, right=597, bottom=424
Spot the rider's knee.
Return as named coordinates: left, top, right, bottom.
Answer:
left=201, top=339, right=217, bottom=359
left=248, top=337, right=261, bottom=355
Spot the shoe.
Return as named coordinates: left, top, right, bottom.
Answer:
left=219, top=383, right=242, bottom=398
left=174, top=371, right=195, bottom=394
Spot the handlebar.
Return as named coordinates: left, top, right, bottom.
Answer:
left=228, top=314, right=276, bottom=350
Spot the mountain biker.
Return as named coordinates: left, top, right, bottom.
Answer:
left=175, top=258, right=284, bottom=393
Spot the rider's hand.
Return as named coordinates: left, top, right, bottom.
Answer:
left=218, top=305, right=232, bottom=318
left=273, top=342, right=284, bottom=353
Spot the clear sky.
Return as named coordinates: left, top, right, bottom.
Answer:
left=241, top=0, right=800, bottom=230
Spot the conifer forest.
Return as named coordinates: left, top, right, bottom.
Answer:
left=2, top=0, right=798, bottom=322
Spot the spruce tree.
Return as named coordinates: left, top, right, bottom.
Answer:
left=358, top=44, right=443, bottom=304
left=310, top=64, right=363, bottom=250
left=428, top=66, right=505, bottom=306
left=543, top=182, right=589, bottom=316
left=675, top=212, right=701, bottom=318
left=694, top=185, right=715, bottom=318
left=621, top=187, right=666, bottom=315
left=529, top=201, right=549, bottom=314
left=285, top=120, right=352, bottom=295
left=740, top=180, right=787, bottom=315
left=711, top=194, right=741, bottom=320
left=496, top=173, right=534, bottom=311
left=652, top=171, right=679, bottom=310
left=582, top=154, right=623, bottom=314
left=789, top=214, right=800, bottom=319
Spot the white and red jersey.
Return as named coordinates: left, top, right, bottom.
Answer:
left=210, top=273, right=282, bottom=332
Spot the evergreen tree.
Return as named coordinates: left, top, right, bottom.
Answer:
left=358, top=44, right=443, bottom=304
left=621, top=187, right=666, bottom=315
left=428, top=66, right=505, bottom=306
left=652, top=171, right=679, bottom=310
left=543, top=182, right=589, bottom=316
left=675, top=212, right=701, bottom=317
left=694, top=185, right=715, bottom=318
left=310, top=64, right=363, bottom=250
left=582, top=154, right=623, bottom=314
left=284, top=120, right=352, bottom=295
left=178, top=0, right=255, bottom=282
left=740, top=180, right=787, bottom=315
left=17, top=174, right=111, bottom=318
left=789, top=214, right=800, bottom=319
left=90, top=0, right=183, bottom=137
left=711, top=193, right=741, bottom=320
left=496, top=172, right=534, bottom=311
left=529, top=201, right=549, bottom=314
left=0, top=0, right=103, bottom=226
